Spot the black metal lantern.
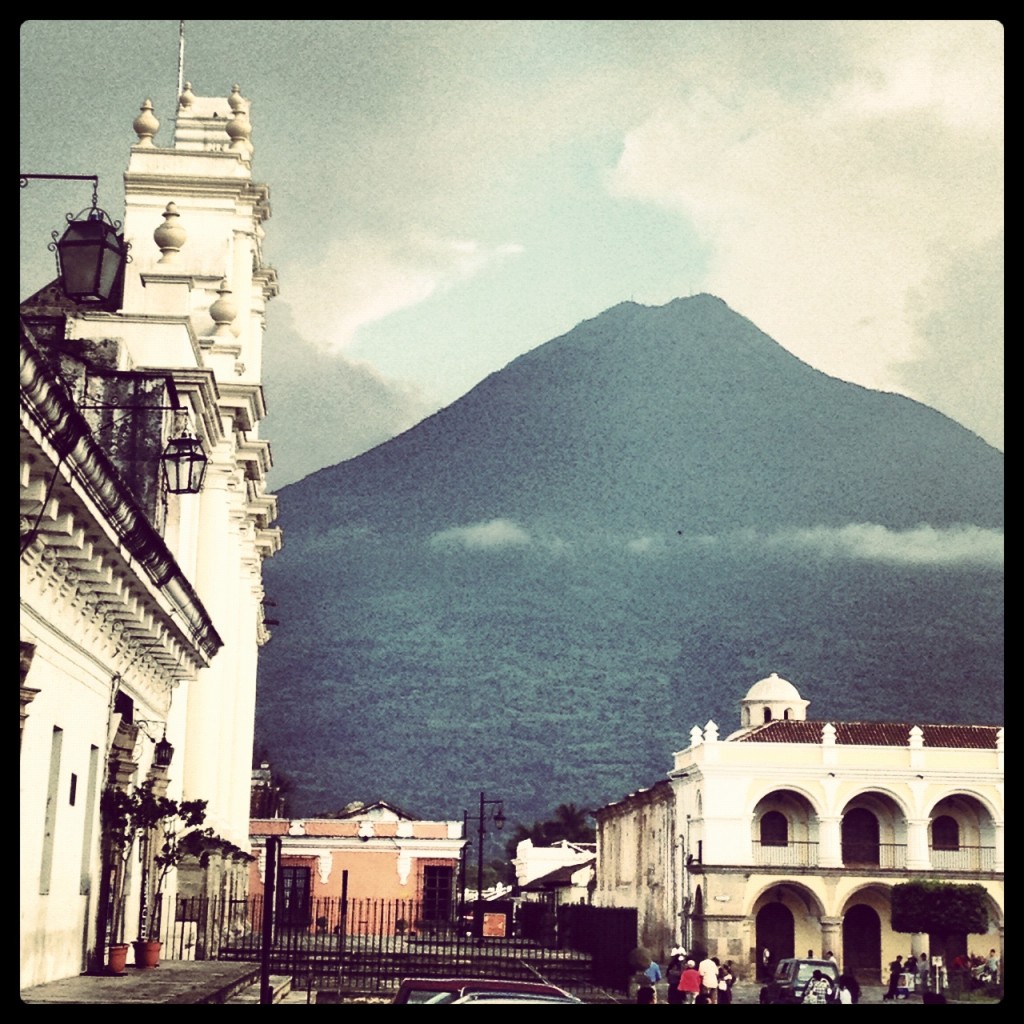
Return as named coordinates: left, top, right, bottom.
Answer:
left=160, top=432, right=208, bottom=494
left=154, top=728, right=175, bottom=769
left=53, top=206, right=127, bottom=303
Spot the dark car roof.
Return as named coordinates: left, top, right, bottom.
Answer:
left=393, top=977, right=574, bottom=1003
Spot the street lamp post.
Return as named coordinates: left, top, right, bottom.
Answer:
left=470, top=791, right=505, bottom=940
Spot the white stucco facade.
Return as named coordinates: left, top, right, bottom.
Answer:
left=594, top=675, right=1004, bottom=982
left=21, top=82, right=280, bottom=988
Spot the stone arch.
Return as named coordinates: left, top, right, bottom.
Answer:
left=925, top=791, right=1000, bottom=870
left=842, top=903, right=882, bottom=983
left=750, top=880, right=829, bottom=978
left=840, top=790, right=910, bottom=868
left=751, top=788, right=821, bottom=866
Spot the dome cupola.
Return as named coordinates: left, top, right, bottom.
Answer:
left=740, top=672, right=809, bottom=727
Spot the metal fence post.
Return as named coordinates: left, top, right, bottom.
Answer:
left=260, top=836, right=280, bottom=1004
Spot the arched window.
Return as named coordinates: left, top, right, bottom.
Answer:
left=763, top=707, right=772, bottom=723
left=783, top=708, right=792, bottom=720
left=932, top=815, right=960, bottom=850
left=760, top=811, right=789, bottom=847
left=841, top=807, right=880, bottom=866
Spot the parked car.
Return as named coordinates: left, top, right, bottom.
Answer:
left=760, top=958, right=840, bottom=1004
left=448, top=992, right=583, bottom=1004
left=393, top=977, right=578, bottom=1004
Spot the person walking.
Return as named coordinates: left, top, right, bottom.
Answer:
left=885, top=955, right=903, bottom=1000
left=802, top=969, right=834, bottom=1004
left=698, top=953, right=720, bottom=1004
left=678, top=960, right=702, bottom=1004
left=836, top=978, right=854, bottom=1004
left=665, top=947, right=687, bottom=1005
left=905, top=952, right=918, bottom=990
left=717, top=961, right=734, bottom=1005
left=917, top=952, right=930, bottom=993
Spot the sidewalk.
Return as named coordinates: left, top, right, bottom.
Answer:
left=21, top=961, right=264, bottom=1005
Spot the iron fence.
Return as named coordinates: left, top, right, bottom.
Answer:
left=159, top=895, right=636, bottom=999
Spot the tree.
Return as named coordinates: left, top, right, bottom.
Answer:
left=890, top=881, right=990, bottom=964
left=504, top=803, right=596, bottom=859
left=100, top=780, right=208, bottom=944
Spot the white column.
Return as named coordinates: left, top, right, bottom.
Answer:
left=818, top=815, right=843, bottom=868
left=905, top=818, right=931, bottom=870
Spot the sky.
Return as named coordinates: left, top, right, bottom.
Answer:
left=21, top=20, right=1003, bottom=488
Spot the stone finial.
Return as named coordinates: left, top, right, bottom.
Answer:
left=179, top=81, right=195, bottom=109
left=209, top=280, right=238, bottom=337
left=822, top=722, right=836, bottom=745
left=690, top=725, right=704, bottom=748
left=908, top=725, right=924, bottom=749
left=153, top=203, right=186, bottom=263
left=133, top=99, right=160, bottom=146
left=226, top=90, right=253, bottom=159
left=704, top=720, right=719, bottom=743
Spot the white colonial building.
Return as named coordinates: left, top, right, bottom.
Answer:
left=594, top=674, right=1004, bottom=982
left=21, top=82, right=280, bottom=987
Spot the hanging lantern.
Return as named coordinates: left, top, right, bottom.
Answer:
left=160, top=432, right=208, bottom=494
left=54, top=206, right=127, bottom=303
left=153, top=728, right=174, bottom=769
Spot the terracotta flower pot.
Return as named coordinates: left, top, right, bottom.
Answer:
left=107, top=943, right=130, bottom=975
left=132, top=939, right=162, bottom=969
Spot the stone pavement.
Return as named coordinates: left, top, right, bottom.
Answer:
left=20, top=961, right=277, bottom=1005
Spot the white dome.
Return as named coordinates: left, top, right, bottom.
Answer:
left=744, top=672, right=801, bottom=702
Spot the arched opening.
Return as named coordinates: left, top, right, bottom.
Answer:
left=932, top=815, right=960, bottom=850
left=756, top=900, right=794, bottom=980
left=783, top=707, right=792, bottom=720
left=763, top=707, right=772, bottom=723
left=842, top=808, right=880, bottom=866
left=760, top=811, right=789, bottom=847
left=843, top=904, right=882, bottom=983
left=691, top=885, right=706, bottom=953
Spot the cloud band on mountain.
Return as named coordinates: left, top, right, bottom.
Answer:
left=684, top=523, right=1003, bottom=566
left=429, top=518, right=532, bottom=550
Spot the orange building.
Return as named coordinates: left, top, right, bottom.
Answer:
left=249, top=802, right=466, bottom=935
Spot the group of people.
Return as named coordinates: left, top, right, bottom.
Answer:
left=885, top=952, right=933, bottom=999
left=659, top=948, right=736, bottom=1004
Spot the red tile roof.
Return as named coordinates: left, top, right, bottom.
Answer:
left=736, top=721, right=1001, bottom=748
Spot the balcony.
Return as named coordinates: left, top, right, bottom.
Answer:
left=753, top=840, right=818, bottom=867
left=930, top=846, right=996, bottom=872
left=841, top=842, right=907, bottom=869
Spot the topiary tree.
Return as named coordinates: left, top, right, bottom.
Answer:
left=890, top=881, right=990, bottom=966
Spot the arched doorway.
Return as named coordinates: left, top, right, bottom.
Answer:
left=756, top=901, right=794, bottom=980
left=842, top=808, right=880, bottom=866
left=843, top=904, right=882, bottom=982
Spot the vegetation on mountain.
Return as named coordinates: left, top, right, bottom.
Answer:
left=255, top=295, right=1003, bottom=824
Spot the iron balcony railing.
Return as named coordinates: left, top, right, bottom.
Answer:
left=752, top=840, right=819, bottom=867
left=841, top=842, right=907, bottom=869
left=929, top=846, right=997, bottom=872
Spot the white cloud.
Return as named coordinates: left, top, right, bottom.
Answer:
left=626, top=535, right=660, bottom=555
left=281, top=230, right=523, bottom=352
left=649, top=524, right=1003, bottom=566
left=769, top=523, right=1003, bottom=566
left=605, top=21, right=1003, bottom=442
left=429, top=518, right=532, bottom=551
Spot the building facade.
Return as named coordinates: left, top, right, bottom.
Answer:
left=21, top=83, right=280, bottom=987
left=249, top=803, right=466, bottom=936
left=594, top=674, right=1004, bottom=982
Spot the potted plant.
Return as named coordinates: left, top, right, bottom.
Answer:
left=136, top=783, right=208, bottom=967
left=101, top=779, right=207, bottom=970
left=100, top=785, right=140, bottom=974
